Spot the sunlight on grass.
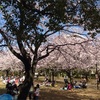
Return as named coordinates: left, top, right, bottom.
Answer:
left=0, top=81, right=6, bottom=88
left=0, top=77, right=100, bottom=100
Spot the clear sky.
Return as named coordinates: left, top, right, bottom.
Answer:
left=0, top=10, right=5, bottom=28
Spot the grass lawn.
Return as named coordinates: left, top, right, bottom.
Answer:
left=37, top=77, right=100, bottom=100
left=0, top=77, right=100, bottom=100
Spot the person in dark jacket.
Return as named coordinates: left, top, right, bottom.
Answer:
left=6, top=81, right=13, bottom=95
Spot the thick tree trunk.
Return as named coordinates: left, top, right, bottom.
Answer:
left=17, top=53, right=37, bottom=100
left=66, top=70, right=73, bottom=85
left=49, top=69, right=51, bottom=82
left=95, top=64, right=99, bottom=89
left=17, top=58, right=37, bottom=100
left=51, top=69, right=55, bottom=87
left=17, top=71, right=33, bottom=100
left=5, top=70, right=10, bottom=77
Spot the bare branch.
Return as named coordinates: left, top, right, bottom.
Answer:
left=0, top=29, right=23, bottom=60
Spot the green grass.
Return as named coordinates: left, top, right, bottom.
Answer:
left=0, top=80, right=6, bottom=95
left=0, top=77, right=100, bottom=100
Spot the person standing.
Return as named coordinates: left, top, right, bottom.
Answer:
left=34, top=84, right=40, bottom=100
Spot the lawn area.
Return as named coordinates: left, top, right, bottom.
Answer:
left=36, top=77, right=100, bottom=100
left=39, top=87, right=100, bottom=100
left=0, top=77, right=100, bottom=100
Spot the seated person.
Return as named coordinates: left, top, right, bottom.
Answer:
left=12, top=81, right=18, bottom=96
left=79, top=81, right=83, bottom=88
left=63, top=84, right=68, bottom=90
left=79, top=78, right=87, bottom=88
left=43, top=77, right=52, bottom=86
left=64, top=76, right=69, bottom=85
left=45, top=79, right=52, bottom=86
left=82, top=80, right=87, bottom=88
left=67, top=82, right=72, bottom=90
left=73, top=81, right=81, bottom=89
left=62, top=82, right=72, bottom=90
left=6, top=81, right=13, bottom=95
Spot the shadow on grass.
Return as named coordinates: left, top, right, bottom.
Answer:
left=40, top=88, right=94, bottom=100
left=0, top=88, right=6, bottom=95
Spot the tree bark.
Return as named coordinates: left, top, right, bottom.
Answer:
left=17, top=70, right=33, bottom=100
left=66, top=70, right=73, bottom=84
left=51, top=69, right=55, bottom=87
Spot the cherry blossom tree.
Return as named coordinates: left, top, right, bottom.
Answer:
left=0, top=0, right=99, bottom=99
left=0, top=50, right=23, bottom=76
left=37, top=33, right=91, bottom=82
left=83, top=37, right=100, bottom=88
left=38, top=33, right=100, bottom=84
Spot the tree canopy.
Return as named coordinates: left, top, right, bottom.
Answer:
left=0, top=0, right=100, bottom=99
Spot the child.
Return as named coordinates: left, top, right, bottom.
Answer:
left=34, top=84, right=40, bottom=100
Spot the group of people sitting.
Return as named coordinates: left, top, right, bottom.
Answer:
left=73, top=79, right=87, bottom=89
left=62, top=76, right=87, bottom=90
left=6, top=81, right=18, bottom=99
left=1, top=75, right=25, bottom=85
left=6, top=81, right=40, bottom=100
left=42, top=77, right=52, bottom=86
left=62, top=82, right=72, bottom=90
